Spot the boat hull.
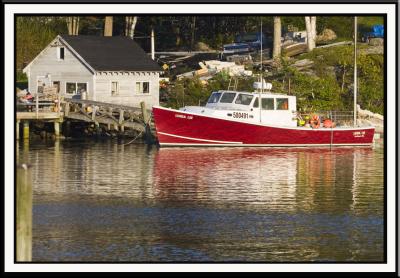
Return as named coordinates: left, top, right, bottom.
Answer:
left=152, top=106, right=375, bottom=147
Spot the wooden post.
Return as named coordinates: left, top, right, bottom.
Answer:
left=65, top=102, right=70, bottom=117
left=17, top=164, right=32, bottom=262
left=23, top=121, right=29, bottom=140
left=16, top=120, right=20, bottom=140
left=91, top=105, right=97, bottom=121
left=140, top=101, right=149, bottom=124
left=119, top=109, right=124, bottom=133
left=35, top=92, right=39, bottom=119
left=54, top=121, right=60, bottom=138
left=140, top=101, right=152, bottom=144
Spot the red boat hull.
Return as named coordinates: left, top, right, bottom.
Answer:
left=152, top=106, right=375, bottom=147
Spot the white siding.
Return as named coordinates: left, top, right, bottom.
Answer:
left=26, top=37, right=160, bottom=108
left=26, top=39, right=94, bottom=98
left=94, top=72, right=160, bottom=108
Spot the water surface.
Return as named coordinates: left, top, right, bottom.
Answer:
left=17, top=139, right=384, bottom=262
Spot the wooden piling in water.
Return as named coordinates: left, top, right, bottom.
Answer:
left=54, top=121, right=60, bottom=138
left=23, top=122, right=29, bottom=140
left=17, top=164, right=32, bottom=262
left=16, top=121, right=20, bottom=140
left=140, top=101, right=153, bottom=144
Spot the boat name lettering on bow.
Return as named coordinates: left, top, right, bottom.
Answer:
left=233, top=112, right=249, bottom=119
left=175, top=114, right=193, bottom=120
left=353, top=131, right=366, bottom=137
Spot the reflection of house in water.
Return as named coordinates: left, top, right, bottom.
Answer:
left=30, top=141, right=156, bottom=199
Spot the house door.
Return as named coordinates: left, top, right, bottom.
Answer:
left=53, top=81, right=60, bottom=93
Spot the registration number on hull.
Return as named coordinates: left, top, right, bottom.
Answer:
left=233, top=112, right=249, bottom=119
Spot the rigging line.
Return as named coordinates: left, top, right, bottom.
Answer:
left=119, top=113, right=153, bottom=146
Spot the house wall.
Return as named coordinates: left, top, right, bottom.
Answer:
left=25, top=37, right=160, bottom=108
left=94, top=72, right=160, bottom=108
left=25, top=38, right=94, bottom=99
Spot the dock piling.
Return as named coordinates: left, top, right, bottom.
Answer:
left=17, top=164, right=32, bottom=262
left=23, top=122, right=29, bottom=140
left=54, top=121, right=60, bottom=138
left=16, top=120, right=20, bottom=140
left=140, top=101, right=153, bottom=144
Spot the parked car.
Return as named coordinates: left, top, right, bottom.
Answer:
left=361, top=25, right=384, bottom=43
left=222, top=32, right=272, bottom=56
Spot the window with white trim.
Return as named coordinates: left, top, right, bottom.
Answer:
left=66, top=82, right=87, bottom=95
left=136, top=81, right=150, bottom=94
left=66, top=82, right=77, bottom=95
left=111, top=82, right=119, bottom=96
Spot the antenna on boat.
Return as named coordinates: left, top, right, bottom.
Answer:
left=354, top=16, right=358, bottom=127
left=259, top=18, right=263, bottom=123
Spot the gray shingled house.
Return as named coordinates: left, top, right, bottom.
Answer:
left=23, top=35, right=162, bottom=108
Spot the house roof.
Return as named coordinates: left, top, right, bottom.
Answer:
left=60, top=35, right=161, bottom=72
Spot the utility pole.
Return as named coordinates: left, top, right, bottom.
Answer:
left=151, top=29, right=155, bottom=60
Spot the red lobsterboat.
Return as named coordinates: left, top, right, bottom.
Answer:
left=152, top=84, right=375, bottom=147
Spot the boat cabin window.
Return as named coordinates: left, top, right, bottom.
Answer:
left=220, top=92, right=236, bottom=103
left=235, top=94, right=254, bottom=105
left=207, top=92, right=222, bottom=103
left=276, top=98, right=289, bottom=110
left=262, top=98, right=274, bottom=110
left=253, top=97, right=259, bottom=108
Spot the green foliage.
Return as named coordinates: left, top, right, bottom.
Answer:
left=357, top=54, right=384, bottom=113
left=16, top=17, right=67, bottom=79
left=294, top=45, right=383, bottom=114
left=163, top=73, right=257, bottom=109
left=16, top=15, right=383, bottom=114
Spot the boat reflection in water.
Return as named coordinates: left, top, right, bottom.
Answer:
left=23, top=140, right=383, bottom=262
left=153, top=146, right=382, bottom=215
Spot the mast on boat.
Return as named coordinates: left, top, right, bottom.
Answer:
left=354, top=16, right=358, bottom=127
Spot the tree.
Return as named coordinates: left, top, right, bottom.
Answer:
left=273, top=16, right=281, bottom=58
left=104, top=16, right=113, bottom=36
left=67, top=17, right=80, bottom=35
left=125, top=16, right=138, bottom=38
left=305, top=16, right=317, bottom=52
left=191, top=16, right=196, bottom=50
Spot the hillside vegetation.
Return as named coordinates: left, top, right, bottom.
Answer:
left=16, top=16, right=384, bottom=114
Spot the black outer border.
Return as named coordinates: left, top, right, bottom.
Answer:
left=6, top=1, right=397, bottom=273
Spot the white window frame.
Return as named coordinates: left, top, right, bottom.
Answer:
left=111, top=81, right=119, bottom=96
left=57, top=47, right=65, bottom=61
left=65, top=82, right=89, bottom=95
left=135, top=81, right=151, bottom=94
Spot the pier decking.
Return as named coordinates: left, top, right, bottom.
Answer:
left=16, top=98, right=153, bottom=140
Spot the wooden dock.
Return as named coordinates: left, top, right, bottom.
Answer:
left=16, top=98, right=155, bottom=141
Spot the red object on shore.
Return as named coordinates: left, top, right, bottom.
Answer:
left=152, top=106, right=375, bottom=147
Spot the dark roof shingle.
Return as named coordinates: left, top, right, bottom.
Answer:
left=60, top=35, right=161, bottom=72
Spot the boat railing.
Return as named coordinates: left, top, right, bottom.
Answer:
left=297, top=110, right=354, bottom=126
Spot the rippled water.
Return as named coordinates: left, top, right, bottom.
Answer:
left=17, top=139, right=384, bottom=262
